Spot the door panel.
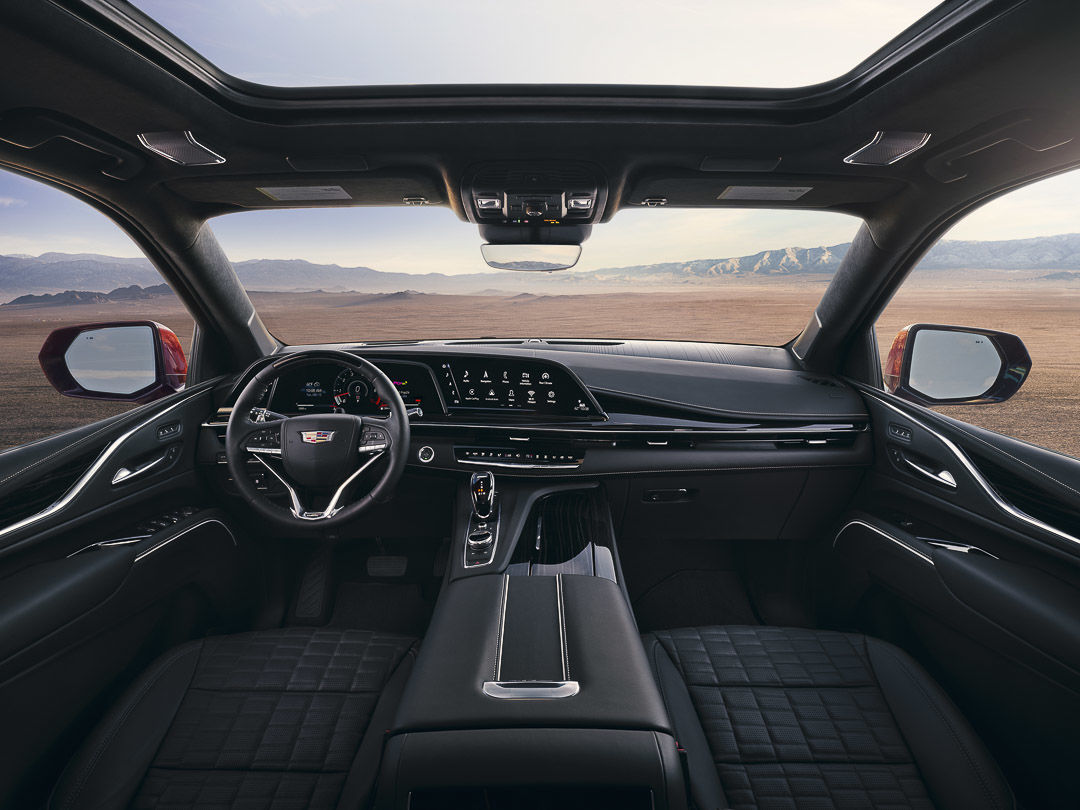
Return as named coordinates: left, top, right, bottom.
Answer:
left=837, top=385, right=1080, bottom=809
left=0, top=380, right=254, bottom=807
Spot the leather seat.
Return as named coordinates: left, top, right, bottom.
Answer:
left=50, top=627, right=417, bottom=810
left=643, top=626, right=1014, bottom=810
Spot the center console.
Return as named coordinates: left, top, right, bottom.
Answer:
left=373, top=472, right=686, bottom=809
left=375, top=573, right=685, bottom=809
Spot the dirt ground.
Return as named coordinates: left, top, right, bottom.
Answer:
left=2, top=283, right=1078, bottom=457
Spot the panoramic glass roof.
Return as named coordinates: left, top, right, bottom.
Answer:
left=123, top=0, right=943, bottom=89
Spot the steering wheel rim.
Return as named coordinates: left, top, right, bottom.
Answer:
left=225, top=350, right=410, bottom=529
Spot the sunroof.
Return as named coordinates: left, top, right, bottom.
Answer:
left=123, top=0, right=944, bottom=89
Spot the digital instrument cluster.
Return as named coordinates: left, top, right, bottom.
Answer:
left=269, top=361, right=438, bottom=416
left=262, top=356, right=599, bottom=420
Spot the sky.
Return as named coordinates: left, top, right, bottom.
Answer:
left=2, top=0, right=1080, bottom=273
left=127, top=0, right=942, bottom=88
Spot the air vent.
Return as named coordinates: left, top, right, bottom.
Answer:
left=844, top=131, right=930, bottom=166
left=138, top=131, right=225, bottom=166
left=800, top=375, right=841, bottom=388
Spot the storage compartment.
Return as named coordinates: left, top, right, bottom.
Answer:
left=378, top=729, right=679, bottom=810
left=507, top=487, right=617, bottom=579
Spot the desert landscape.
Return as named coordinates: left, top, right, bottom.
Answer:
left=2, top=279, right=1079, bottom=457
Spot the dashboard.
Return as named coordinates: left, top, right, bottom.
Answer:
left=265, top=356, right=602, bottom=420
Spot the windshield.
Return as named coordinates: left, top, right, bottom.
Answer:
left=210, top=207, right=862, bottom=346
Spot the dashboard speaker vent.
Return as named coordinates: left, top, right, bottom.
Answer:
left=844, top=131, right=930, bottom=166
left=138, top=131, right=226, bottom=166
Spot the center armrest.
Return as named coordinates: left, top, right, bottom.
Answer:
left=391, top=573, right=671, bottom=734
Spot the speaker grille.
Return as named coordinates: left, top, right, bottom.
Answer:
left=844, top=131, right=930, bottom=166
left=138, top=131, right=225, bottom=166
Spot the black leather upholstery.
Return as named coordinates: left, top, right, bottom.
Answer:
left=50, top=627, right=416, bottom=810
left=644, top=626, right=1013, bottom=810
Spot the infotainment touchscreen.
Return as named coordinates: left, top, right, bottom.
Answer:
left=437, top=360, right=596, bottom=416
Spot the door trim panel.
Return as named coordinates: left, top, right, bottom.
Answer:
left=857, top=385, right=1080, bottom=551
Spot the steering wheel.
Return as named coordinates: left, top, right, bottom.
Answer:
left=225, top=350, right=410, bottom=528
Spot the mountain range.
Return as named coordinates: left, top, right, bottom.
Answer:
left=4, top=233, right=1080, bottom=303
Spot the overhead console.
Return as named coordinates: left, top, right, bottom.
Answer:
left=462, top=161, right=607, bottom=226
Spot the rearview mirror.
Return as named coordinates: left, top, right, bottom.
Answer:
left=884, top=323, right=1031, bottom=405
left=480, top=243, right=582, bottom=271
left=38, top=321, right=187, bottom=403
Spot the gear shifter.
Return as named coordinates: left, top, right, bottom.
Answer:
left=470, top=471, right=495, bottom=519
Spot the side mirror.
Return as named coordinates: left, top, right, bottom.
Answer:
left=884, top=323, right=1031, bottom=406
left=38, top=321, right=187, bottom=403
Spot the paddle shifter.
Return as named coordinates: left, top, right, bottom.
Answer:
left=465, top=471, right=498, bottom=567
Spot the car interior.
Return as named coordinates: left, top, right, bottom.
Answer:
left=1, top=0, right=1079, bottom=808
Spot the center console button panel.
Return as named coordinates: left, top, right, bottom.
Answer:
left=457, top=445, right=584, bottom=469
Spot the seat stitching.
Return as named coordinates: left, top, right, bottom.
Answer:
left=59, top=643, right=200, bottom=810
left=873, top=642, right=1003, bottom=810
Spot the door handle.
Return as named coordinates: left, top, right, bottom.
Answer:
left=111, top=445, right=179, bottom=486
left=894, top=449, right=957, bottom=488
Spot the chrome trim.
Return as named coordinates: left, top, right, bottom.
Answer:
left=0, top=392, right=198, bottom=542
left=836, top=519, right=933, bottom=565
left=111, top=450, right=170, bottom=486
left=459, top=459, right=581, bottom=470
left=865, top=391, right=1080, bottom=549
left=482, top=681, right=580, bottom=700
left=68, top=534, right=153, bottom=557
left=135, top=519, right=237, bottom=562
left=252, top=451, right=384, bottom=520
left=556, top=573, right=569, bottom=680
left=924, top=539, right=998, bottom=559
left=246, top=446, right=282, bottom=456
left=463, top=503, right=501, bottom=568
left=898, top=453, right=957, bottom=488
left=494, top=574, right=510, bottom=680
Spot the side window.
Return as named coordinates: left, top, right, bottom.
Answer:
left=875, top=169, right=1080, bottom=458
left=0, top=169, right=192, bottom=450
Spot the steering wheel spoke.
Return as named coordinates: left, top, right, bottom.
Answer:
left=225, top=350, right=410, bottom=528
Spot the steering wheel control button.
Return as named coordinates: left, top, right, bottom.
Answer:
left=360, top=426, right=391, bottom=453
left=417, top=445, right=435, bottom=463
left=245, top=427, right=283, bottom=455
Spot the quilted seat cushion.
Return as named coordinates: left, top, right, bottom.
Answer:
left=644, top=626, right=1013, bottom=810
left=51, top=628, right=417, bottom=810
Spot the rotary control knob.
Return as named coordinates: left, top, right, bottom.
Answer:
left=467, top=530, right=493, bottom=547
